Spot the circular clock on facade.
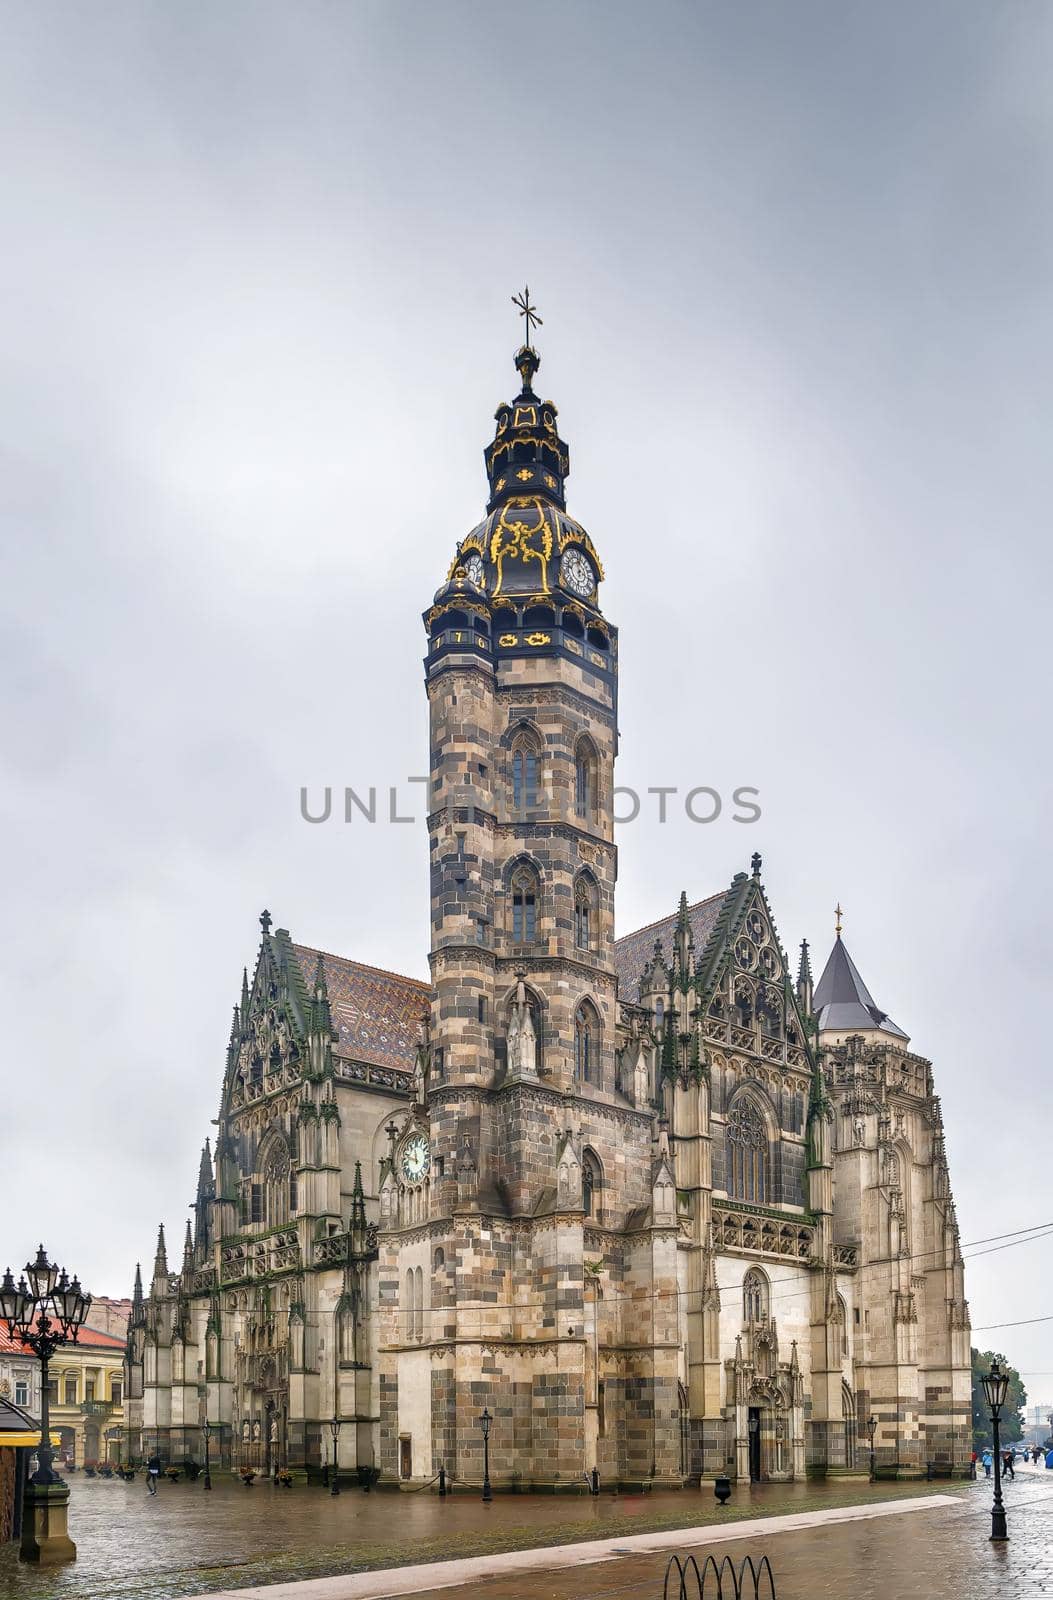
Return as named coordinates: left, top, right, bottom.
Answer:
left=560, top=548, right=595, bottom=598
left=400, top=1133, right=431, bottom=1184
left=464, top=552, right=485, bottom=588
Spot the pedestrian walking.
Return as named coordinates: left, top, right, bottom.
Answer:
left=982, top=1448, right=993, bottom=1478
left=146, top=1453, right=161, bottom=1495
left=1002, top=1449, right=1015, bottom=1479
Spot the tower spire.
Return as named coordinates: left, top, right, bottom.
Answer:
left=152, top=1223, right=168, bottom=1286
left=797, top=938, right=814, bottom=1016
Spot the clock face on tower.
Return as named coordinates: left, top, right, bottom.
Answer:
left=400, top=1133, right=431, bottom=1184
left=560, top=548, right=594, bottom=598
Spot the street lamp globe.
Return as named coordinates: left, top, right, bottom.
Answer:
left=202, top=1418, right=212, bottom=1442
left=25, top=1245, right=60, bottom=1303
left=982, top=1360, right=1009, bottom=1416
left=480, top=1407, right=492, bottom=1441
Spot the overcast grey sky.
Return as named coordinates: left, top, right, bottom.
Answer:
left=2, top=2, right=1051, bottom=1390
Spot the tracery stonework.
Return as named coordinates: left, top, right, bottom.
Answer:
left=125, top=337, right=971, bottom=1488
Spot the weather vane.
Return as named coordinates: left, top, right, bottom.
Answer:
left=512, top=285, right=542, bottom=347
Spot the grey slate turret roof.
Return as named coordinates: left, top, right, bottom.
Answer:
left=813, top=936, right=908, bottom=1039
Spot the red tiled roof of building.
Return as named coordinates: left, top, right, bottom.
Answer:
left=0, top=1315, right=125, bottom=1355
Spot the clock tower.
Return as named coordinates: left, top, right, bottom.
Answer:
left=375, top=328, right=678, bottom=1489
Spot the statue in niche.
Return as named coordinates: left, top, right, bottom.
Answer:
left=507, top=977, right=537, bottom=1076
left=852, top=1115, right=866, bottom=1147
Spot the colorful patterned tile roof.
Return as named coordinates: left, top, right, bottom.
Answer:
left=614, top=891, right=726, bottom=1002
left=291, top=945, right=430, bottom=1073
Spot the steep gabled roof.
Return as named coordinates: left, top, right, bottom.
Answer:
left=813, top=936, right=908, bottom=1040
left=614, top=892, right=726, bottom=1002
left=290, top=944, right=429, bottom=1073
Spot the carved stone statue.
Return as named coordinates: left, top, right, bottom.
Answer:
left=507, top=979, right=537, bottom=1077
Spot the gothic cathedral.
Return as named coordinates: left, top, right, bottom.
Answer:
left=125, top=335, right=972, bottom=1487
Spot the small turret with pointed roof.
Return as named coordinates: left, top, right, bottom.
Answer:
left=796, top=939, right=814, bottom=1017
left=131, top=1262, right=145, bottom=1327
left=307, top=952, right=337, bottom=1079
left=182, top=1219, right=193, bottom=1276
left=240, top=967, right=251, bottom=1027
left=349, top=1159, right=368, bottom=1250
left=151, top=1224, right=168, bottom=1293
left=671, top=890, right=695, bottom=986
left=813, top=909, right=908, bottom=1041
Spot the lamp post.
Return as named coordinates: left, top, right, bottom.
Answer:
left=479, top=1407, right=493, bottom=1503
left=867, top=1415, right=877, bottom=1482
left=202, top=1418, right=212, bottom=1491
left=981, top=1359, right=1010, bottom=1542
left=329, top=1417, right=341, bottom=1496
left=0, top=1245, right=91, bottom=1564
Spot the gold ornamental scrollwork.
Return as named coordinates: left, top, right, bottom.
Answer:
left=489, top=497, right=554, bottom=595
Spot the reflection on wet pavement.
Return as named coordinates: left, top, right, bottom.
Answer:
left=0, top=1468, right=1044, bottom=1600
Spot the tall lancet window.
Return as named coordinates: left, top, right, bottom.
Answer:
left=510, top=729, right=540, bottom=810
left=262, top=1138, right=292, bottom=1227
left=574, top=737, right=597, bottom=820
left=726, top=1099, right=768, bottom=1204
left=511, top=862, right=539, bottom=945
left=743, top=1268, right=769, bottom=1324
left=575, top=1001, right=599, bottom=1085
left=574, top=875, right=594, bottom=951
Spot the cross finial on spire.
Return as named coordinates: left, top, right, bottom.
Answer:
left=512, top=285, right=542, bottom=347
left=835, top=902, right=843, bottom=937
left=751, top=852, right=762, bottom=879
left=259, top=908, right=272, bottom=935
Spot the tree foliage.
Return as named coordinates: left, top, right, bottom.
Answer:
left=972, top=1348, right=1026, bottom=1450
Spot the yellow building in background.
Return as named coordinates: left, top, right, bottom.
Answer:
left=49, top=1326, right=127, bottom=1468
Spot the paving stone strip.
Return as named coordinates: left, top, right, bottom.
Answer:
left=201, top=1495, right=962, bottom=1600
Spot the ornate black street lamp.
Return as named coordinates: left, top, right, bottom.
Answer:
left=202, top=1418, right=212, bottom=1491
left=1, top=1245, right=90, bottom=1565
left=0, top=1248, right=90, bottom=1487
left=479, top=1406, right=493, bottom=1503
left=981, top=1359, right=1010, bottom=1542
left=329, top=1417, right=342, bottom=1496
left=867, top=1415, right=877, bottom=1482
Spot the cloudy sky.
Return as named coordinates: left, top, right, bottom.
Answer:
left=2, top=2, right=1051, bottom=1392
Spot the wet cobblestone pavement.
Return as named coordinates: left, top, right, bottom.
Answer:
left=398, top=1466, right=1053, bottom=1600
left=0, top=1473, right=969, bottom=1600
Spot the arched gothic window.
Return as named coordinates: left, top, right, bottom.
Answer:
left=575, top=1001, right=599, bottom=1085
left=261, top=1137, right=293, bottom=1227
left=414, top=1265, right=424, bottom=1340
left=574, top=875, right=595, bottom=951
left=510, top=729, right=540, bottom=811
left=743, top=1267, right=769, bottom=1324
left=582, top=1148, right=602, bottom=1219
left=574, top=737, right=597, bottom=820
left=837, top=1293, right=849, bottom=1358
left=726, top=1099, right=768, bottom=1203
left=511, top=862, right=539, bottom=945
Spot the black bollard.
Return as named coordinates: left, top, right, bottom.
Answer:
left=438, top=1465, right=447, bottom=1497
left=590, top=1467, right=600, bottom=1496
left=714, top=1475, right=732, bottom=1505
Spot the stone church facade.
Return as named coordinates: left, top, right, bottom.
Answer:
left=125, top=338, right=972, bottom=1487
